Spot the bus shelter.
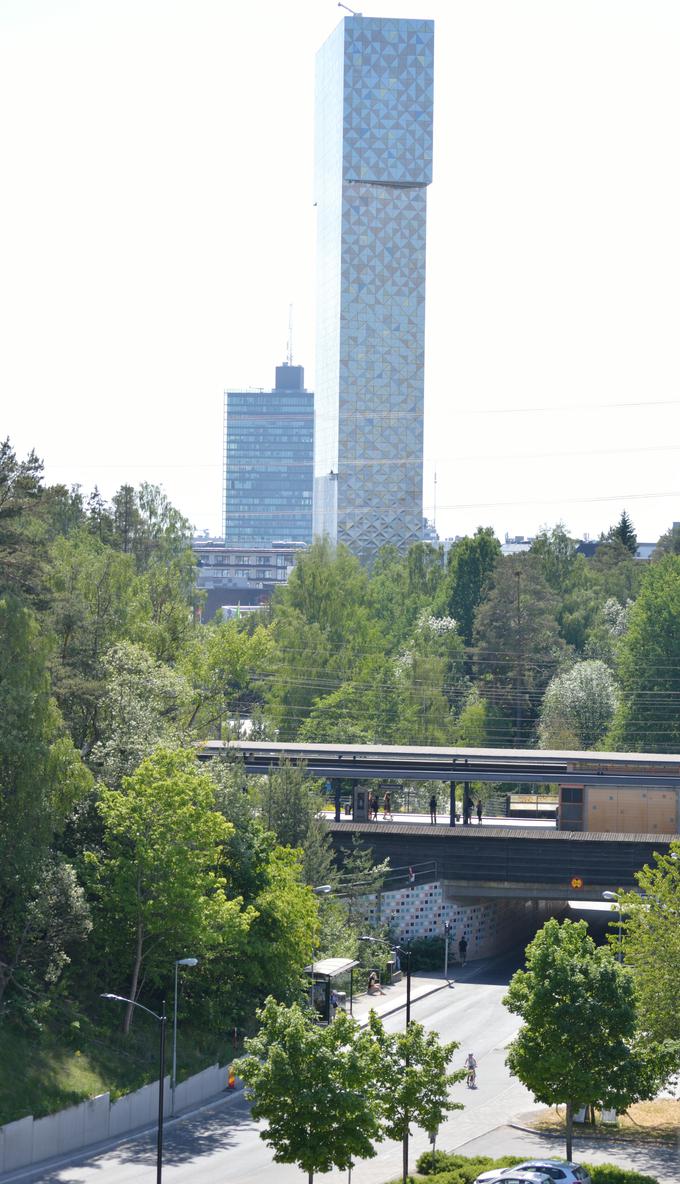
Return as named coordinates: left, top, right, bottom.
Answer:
left=305, top=957, right=359, bottom=1023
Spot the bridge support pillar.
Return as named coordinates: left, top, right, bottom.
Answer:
left=463, top=782, right=472, bottom=826
left=449, top=781, right=456, bottom=827
left=333, top=779, right=342, bottom=822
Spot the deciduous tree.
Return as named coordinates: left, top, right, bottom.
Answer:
left=616, top=842, right=680, bottom=1044
left=609, top=556, right=680, bottom=751
left=473, top=556, right=569, bottom=744
left=367, top=1012, right=462, bottom=1184
left=504, top=918, right=677, bottom=1161
left=86, top=748, right=252, bottom=1033
left=435, top=527, right=501, bottom=647
left=235, top=998, right=383, bottom=1184
left=539, top=660, right=618, bottom=749
left=0, top=595, right=92, bottom=1008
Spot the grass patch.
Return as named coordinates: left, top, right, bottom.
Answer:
left=524, top=1099, right=680, bottom=1143
left=0, top=1005, right=240, bottom=1126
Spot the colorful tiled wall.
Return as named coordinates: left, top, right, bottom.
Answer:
left=359, top=881, right=563, bottom=958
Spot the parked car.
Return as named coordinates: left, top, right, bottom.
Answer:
left=475, top=1163, right=591, bottom=1184
left=505, top=1162, right=591, bottom=1184
left=473, top=1171, right=553, bottom=1184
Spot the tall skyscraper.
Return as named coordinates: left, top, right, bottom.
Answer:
left=223, top=363, right=314, bottom=546
left=313, top=15, right=434, bottom=561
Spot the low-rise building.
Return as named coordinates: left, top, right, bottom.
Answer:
left=193, top=538, right=306, bottom=621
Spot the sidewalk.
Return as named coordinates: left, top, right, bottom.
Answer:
left=0, top=963, right=484, bottom=1184
left=349, top=957, right=494, bottom=1026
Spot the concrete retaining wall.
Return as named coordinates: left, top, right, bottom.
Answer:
left=0, top=1063, right=228, bottom=1176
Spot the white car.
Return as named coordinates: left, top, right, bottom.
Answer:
left=507, top=1162, right=591, bottom=1184
left=475, top=1164, right=591, bottom=1184
left=473, top=1172, right=553, bottom=1184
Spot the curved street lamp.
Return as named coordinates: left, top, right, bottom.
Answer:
left=101, top=993, right=166, bottom=1183
left=172, top=958, right=199, bottom=1113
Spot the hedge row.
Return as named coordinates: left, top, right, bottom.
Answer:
left=413, top=1151, right=660, bottom=1184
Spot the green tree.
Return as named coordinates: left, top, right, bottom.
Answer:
left=608, top=510, right=638, bottom=555
left=298, top=655, right=402, bottom=744
left=129, top=545, right=199, bottom=663
left=86, top=748, right=252, bottom=1033
left=235, top=847, right=318, bottom=1016
left=91, top=641, right=190, bottom=788
left=335, top=836, right=390, bottom=925
left=609, top=556, right=680, bottom=751
left=530, top=524, right=577, bottom=595
left=654, top=521, right=680, bottom=558
left=435, top=527, right=501, bottom=647
left=235, top=998, right=383, bottom=1184
left=266, top=539, right=385, bottom=737
left=47, top=530, right=137, bottom=752
left=368, top=543, right=445, bottom=651
left=111, top=483, right=140, bottom=553
left=503, top=918, right=677, bottom=1161
left=181, top=616, right=273, bottom=736
left=85, top=487, right=115, bottom=546
left=473, top=556, right=569, bottom=744
left=367, top=1012, right=462, bottom=1184
left=0, top=595, right=92, bottom=1008
left=617, top=842, right=680, bottom=1044
left=258, top=761, right=324, bottom=851
left=0, top=439, right=46, bottom=604
left=590, top=537, right=641, bottom=604
left=538, top=660, right=618, bottom=749
left=455, top=688, right=513, bottom=748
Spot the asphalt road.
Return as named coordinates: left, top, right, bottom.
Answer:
left=5, top=951, right=545, bottom=1184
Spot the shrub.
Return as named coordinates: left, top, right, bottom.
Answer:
left=405, top=936, right=446, bottom=971
left=586, top=1166, right=660, bottom=1184
left=415, top=1156, right=659, bottom=1184
left=416, top=1151, right=523, bottom=1177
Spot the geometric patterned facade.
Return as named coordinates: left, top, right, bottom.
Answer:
left=313, top=16, right=434, bottom=561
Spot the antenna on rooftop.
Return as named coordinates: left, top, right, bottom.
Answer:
left=338, top=3, right=362, bottom=15
left=287, top=304, right=293, bottom=366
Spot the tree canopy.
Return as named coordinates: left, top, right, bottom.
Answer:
left=504, top=918, right=678, bottom=1161
left=616, top=841, right=680, bottom=1045
left=235, top=998, right=383, bottom=1184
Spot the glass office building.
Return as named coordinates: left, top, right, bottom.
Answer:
left=223, top=363, right=314, bottom=547
left=313, top=15, right=434, bottom=560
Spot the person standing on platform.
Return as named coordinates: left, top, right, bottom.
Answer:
left=383, top=791, right=392, bottom=821
left=429, top=792, right=437, bottom=824
left=476, top=799, right=483, bottom=825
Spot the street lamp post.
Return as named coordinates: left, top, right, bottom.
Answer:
left=602, top=891, right=623, bottom=961
left=172, top=957, right=199, bottom=1114
left=360, top=934, right=413, bottom=1180
left=102, top=993, right=166, bottom=1184
left=311, top=885, right=333, bottom=1017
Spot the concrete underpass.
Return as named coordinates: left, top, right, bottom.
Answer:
left=327, top=819, right=674, bottom=959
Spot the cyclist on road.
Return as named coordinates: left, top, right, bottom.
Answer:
left=464, top=1052, right=477, bottom=1087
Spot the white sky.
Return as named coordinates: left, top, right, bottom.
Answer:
left=1, top=0, right=679, bottom=544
